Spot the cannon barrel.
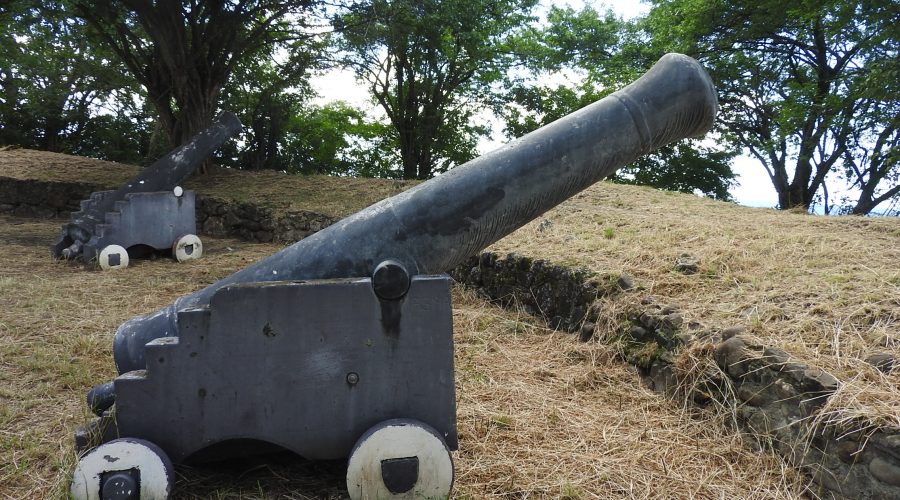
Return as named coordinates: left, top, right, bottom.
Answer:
left=114, top=53, right=718, bottom=373
left=52, top=112, right=242, bottom=259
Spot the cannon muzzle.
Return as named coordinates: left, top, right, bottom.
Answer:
left=114, top=53, right=718, bottom=372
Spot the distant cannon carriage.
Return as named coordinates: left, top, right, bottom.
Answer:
left=51, top=113, right=242, bottom=269
left=71, top=54, right=718, bottom=499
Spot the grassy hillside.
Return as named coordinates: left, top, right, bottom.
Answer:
left=0, top=148, right=415, bottom=218
left=2, top=147, right=896, bottom=497
left=0, top=217, right=804, bottom=498
left=487, top=183, right=900, bottom=428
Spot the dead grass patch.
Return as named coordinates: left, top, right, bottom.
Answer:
left=1, top=216, right=809, bottom=498
left=487, top=183, right=900, bottom=433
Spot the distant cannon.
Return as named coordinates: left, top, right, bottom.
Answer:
left=72, top=54, right=718, bottom=499
left=51, top=113, right=242, bottom=269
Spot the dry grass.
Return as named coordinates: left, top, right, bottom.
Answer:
left=487, top=182, right=900, bottom=431
left=0, top=216, right=809, bottom=498
left=0, top=148, right=415, bottom=218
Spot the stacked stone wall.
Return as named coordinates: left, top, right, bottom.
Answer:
left=0, top=176, right=339, bottom=243
left=452, top=251, right=900, bottom=499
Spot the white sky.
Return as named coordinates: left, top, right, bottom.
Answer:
left=308, top=1, right=781, bottom=209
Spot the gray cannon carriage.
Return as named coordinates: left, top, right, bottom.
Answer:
left=51, top=113, right=242, bottom=270
left=71, top=54, right=718, bottom=499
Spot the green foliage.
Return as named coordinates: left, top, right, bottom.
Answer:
left=646, top=0, right=899, bottom=215
left=501, top=5, right=736, bottom=200
left=74, top=0, right=319, bottom=152
left=334, top=0, right=537, bottom=179
left=0, top=0, right=150, bottom=163
left=613, top=143, right=737, bottom=201
left=284, top=102, right=400, bottom=177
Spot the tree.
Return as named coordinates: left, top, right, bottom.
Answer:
left=73, top=0, right=319, bottom=161
left=219, top=43, right=400, bottom=176
left=647, top=0, right=898, bottom=214
left=334, top=0, right=537, bottom=180
left=501, top=6, right=737, bottom=200
left=0, top=1, right=150, bottom=162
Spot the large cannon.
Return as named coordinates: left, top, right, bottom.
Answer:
left=72, top=54, right=718, bottom=499
left=51, top=112, right=242, bottom=269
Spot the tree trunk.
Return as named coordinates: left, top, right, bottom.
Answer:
left=777, top=184, right=812, bottom=211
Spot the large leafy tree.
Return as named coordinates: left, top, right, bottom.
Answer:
left=647, top=0, right=898, bottom=214
left=0, top=1, right=150, bottom=162
left=502, top=6, right=737, bottom=200
left=219, top=43, right=398, bottom=175
left=334, top=0, right=537, bottom=180
left=73, top=0, right=319, bottom=159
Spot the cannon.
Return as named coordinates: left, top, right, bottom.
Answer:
left=72, top=54, right=718, bottom=499
left=51, top=112, right=242, bottom=269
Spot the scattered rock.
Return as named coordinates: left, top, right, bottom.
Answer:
left=773, top=379, right=798, bottom=400
left=721, top=326, right=747, bottom=340
left=675, top=333, right=695, bottom=346
left=800, top=368, right=839, bottom=394
left=629, top=326, right=649, bottom=341
left=661, top=312, right=683, bottom=330
left=616, top=273, right=635, bottom=290
left=737, top=385, right=770, bottom=407
left=579, top=322, right=595, bottom=342
left=836, top=440, right=863, bottom=464
left=779, top=361, right=809, bottom=383
left=762, top=346, right=790, bottom=366
left=865, top=353, right=895, bottom=373
left=714, top=336, right=747, bottom=370
left=674, top=253, right=700, bottom=274
left=869, top=457, right=900, bottom=487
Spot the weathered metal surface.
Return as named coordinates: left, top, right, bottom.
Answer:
left=113, top=53, right=718, bottom=372
left=72, top=190, right=197, bottom=262
left=103, top=275, right=456, bottom=463
left=52, top=112, right=241, bottom=260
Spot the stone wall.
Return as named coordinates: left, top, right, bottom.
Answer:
left=195, top=197, right=338, bottom=243
left=0, top=176, right=101, bottom=218
left=0, top=176, right=339, bottom=243
left=452, top=251, right=900, bottom=500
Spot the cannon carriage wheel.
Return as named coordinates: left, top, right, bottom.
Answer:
left=71, top=438, right=173, bottom=500
left=98, top=245, right=129, bottom=271
left=346, top=419, right=454, bottom=499
left=171, top=234, right=203, bottom=263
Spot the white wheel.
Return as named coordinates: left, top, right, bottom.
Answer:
left=71, top=438, right=173, bottom=500
left=347, top=419, right=454, bottom=500
left=98, top=245, right=129, bottom=270
left=172, top=234, right=202, bottom=262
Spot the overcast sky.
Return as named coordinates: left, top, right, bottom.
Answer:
left=311, top=1, right=783, bottom=208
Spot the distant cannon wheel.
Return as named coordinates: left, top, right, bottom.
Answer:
left=172, top=234, right=203, bottom=263
left=346, top=419, right=454, bottom=499
left=98, top=245, right=129, bottom=270
left=71, top=438, right=173, bottom=500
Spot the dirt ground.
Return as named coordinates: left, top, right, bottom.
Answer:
left=0, top=215, right=808, bottom=499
